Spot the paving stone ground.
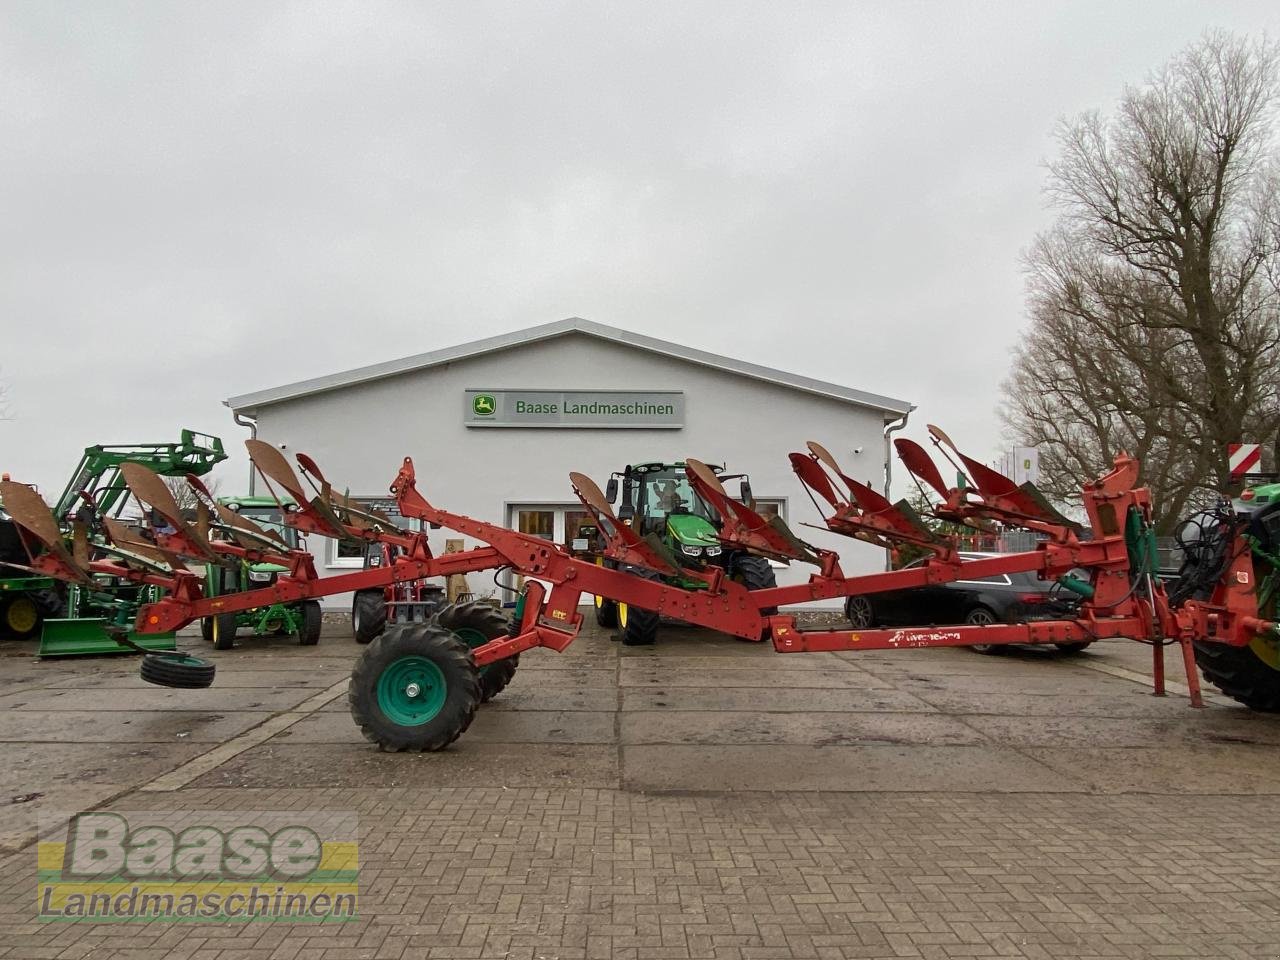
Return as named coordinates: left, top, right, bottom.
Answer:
left=2, top=616, right=1280, bottom=958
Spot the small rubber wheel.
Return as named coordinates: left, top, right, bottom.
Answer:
left=965, top=606, right=999, bottom=654
left=210, top=612, right=238, bottom=650
left=845, top=595, right=876, bottom=629
left=1054, top=641, right=1093, bottom=654
left=1, top=595, right=43, bottom=641
left=352, top=589, right=386, bottom=644
left=140, top=652, right=216, bottom=689
left=348, top=622, right=481, bottom=751
left=200, top=617, right=214, bottom=643
left=298, top=601, right=322, bottom=646
left=436, top=600, right=519, bottom=702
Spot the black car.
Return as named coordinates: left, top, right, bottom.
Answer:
left=843, top=552, right=1089, bottom=654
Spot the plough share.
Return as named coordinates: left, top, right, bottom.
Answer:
left=3, top=425, right=1276, bottom=751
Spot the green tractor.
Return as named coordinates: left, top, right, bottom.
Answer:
left=3, top=430, right=227, bottom=656
left=201, top=496, right=322, bottom=650
left=592, top=461, right=776, bottom=645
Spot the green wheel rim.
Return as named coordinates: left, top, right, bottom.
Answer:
left=6, top=597, right=38, bottom=634
left=377, top=656, right=447, bottom=725
left=451, top=626, right=497, bottom=677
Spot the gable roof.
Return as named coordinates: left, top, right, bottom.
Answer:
left=224, top=317, right=913, bottom=416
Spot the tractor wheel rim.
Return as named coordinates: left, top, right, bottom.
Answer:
left=450, top=626, right=496, bottom=677
left=6, top=598, right=38, bottom=633
left=1250, top=634, right=1280, bottom=670
left=212, top=617, right=221, bottom=642
left=594, top=593, right=603, bottom=609
left=376, top=656, right=447, bottom=725
left=618, top=602, right=628, bottom=628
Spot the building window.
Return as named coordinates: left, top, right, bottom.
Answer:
left=325, top=497, right=419, bottom=567
left=752, top=498, right=787, bottom=523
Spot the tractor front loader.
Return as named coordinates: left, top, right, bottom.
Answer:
left=2, top=423, right=1278, bottom=754
left=1, top=430, right=227, bottom=655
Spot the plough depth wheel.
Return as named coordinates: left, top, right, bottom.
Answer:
left=436, top=600, right=519, bottom=702
left=349, top=622, right=481, bottom=751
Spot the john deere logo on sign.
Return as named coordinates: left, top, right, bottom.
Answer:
left=472, top=394, right=496, bottom=417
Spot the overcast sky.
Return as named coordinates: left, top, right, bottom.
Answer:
left=2, top=1, right=1276, bottom=497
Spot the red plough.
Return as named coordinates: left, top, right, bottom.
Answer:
left=2, top=424, right=1275, bottom=751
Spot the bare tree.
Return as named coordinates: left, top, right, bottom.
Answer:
left=1002, top=31, right=1280, bottom=533
left=162, top=475, right=221, bottom=514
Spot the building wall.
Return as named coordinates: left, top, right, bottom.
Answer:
left=247, top=333, right=894, bottom=608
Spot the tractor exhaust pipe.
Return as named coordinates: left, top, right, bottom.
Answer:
left=232, top=410, right=258, bottom=495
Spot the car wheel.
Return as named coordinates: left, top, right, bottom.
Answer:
left=964, top=605, right=999, bottom=654
left=844, top=595, right=876, bottom=629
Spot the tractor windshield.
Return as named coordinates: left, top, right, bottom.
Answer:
left=237, top=507, right=300, bottom=549
left=635, top=469, right=716, bottom=523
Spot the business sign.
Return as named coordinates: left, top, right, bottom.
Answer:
left=464, top=390, right=684, bottom=429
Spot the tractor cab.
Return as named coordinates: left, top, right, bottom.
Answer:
left=605, top=462, right=753, bottom=568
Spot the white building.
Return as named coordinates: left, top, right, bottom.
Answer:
left=224, top=318, right=914, bottom=607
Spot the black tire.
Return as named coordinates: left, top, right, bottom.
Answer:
left=436, top=600, right=519, bottom=702
left=844, top=595, right=876, bottom=629
left=200, top=618, right=214, bottom=643
left=594, top=558, right=619, bottom=627
left=1194, top=640, right=1280, bottom=712
left=595, top=595, right=619, bottom=628
left=352, top=589, right=387, bottom=644
left=140, top=652, right=216, bottom=689
left=1054, top=641, right=1093, bottom=654
left=298, top=601, right=322, bottom=646
left=210, top=612, right=238, bottom=651
left=348, top=622, right=481, bottom=751
left=0, top=595, right=43, bottom=641
left=732, top=553, right=778, bottom=636
left=965, top=605, right=999, bottom=654
left=31, top=588, right=65, bottom=618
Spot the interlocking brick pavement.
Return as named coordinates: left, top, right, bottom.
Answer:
left=3, top=622, right=1280, bottom=958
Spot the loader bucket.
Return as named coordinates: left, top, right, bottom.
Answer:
left=38, top=618, right=176, bottom=657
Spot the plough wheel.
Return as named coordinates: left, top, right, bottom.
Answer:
left=352, top=589, right=386, bottom=644
left=1194, top=638, right=1280, bottom=712
left=140, top=652, right=216, bottom=689
left=436, top=600, right=519, bottom=702
left=349, top=622, right=480, bottom=751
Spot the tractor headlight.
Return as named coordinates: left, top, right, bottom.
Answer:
left=680, top=544, right=702, bottom=557
left=248, top=570, right=274, bottom=583
left=704, top=546, right=722, bottom=557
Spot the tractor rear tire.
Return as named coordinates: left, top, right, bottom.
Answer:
left=352, top=589, right=387, bottom=644
left=140, top=652, right=216, bottom=689
left=348, top=622, right=481, bottom=751
left=1194, top=640, right=1280, bottom=712
left=210, top=612, right=238, bottom=651
left=298, top=601, right=323, bottom=646
left=436, top=600, right=519, bottom=702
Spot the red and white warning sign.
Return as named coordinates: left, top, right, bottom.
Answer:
left=1229, top=443, right=1262, bottom=478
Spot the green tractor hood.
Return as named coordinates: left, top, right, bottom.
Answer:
left=666, top=513, right=721, bottom=548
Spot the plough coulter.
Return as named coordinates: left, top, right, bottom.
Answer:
left=3, top=425, right=1279, bottom=751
